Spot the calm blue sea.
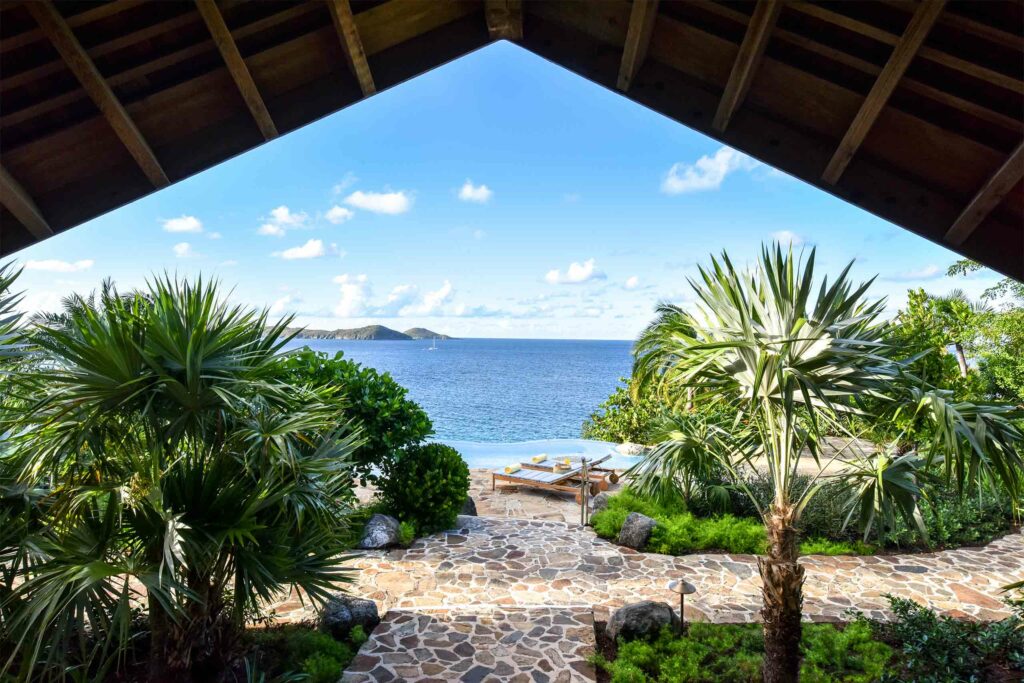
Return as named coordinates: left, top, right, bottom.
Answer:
left=283, top=338, right=636, bottom=466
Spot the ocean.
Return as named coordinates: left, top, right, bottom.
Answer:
left=283, top=337, right=639, bottom=468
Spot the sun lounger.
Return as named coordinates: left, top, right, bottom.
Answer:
left=521, top=454, right=619, bottom=487
left=491, top=455, right=612, bottom=501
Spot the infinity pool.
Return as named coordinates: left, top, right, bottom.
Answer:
left=438, top=438, right=642, bottom=471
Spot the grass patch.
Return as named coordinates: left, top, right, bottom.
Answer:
left=592, top=622, right=892, bottom=683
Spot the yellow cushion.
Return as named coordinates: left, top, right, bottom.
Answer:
left=504, top=465, right=521, bottom=474
left=531, top=454, right=548, bottom=463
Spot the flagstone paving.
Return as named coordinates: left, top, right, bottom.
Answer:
left=272, top=515, right=1023, bottom=625
left=341, top=607, right=597, bottom=682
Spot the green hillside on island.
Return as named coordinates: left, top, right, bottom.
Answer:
left=288, top=325, right=453, bottom=341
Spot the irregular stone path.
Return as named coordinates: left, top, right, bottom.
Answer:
left=341, top=607, right=596, bottom=682
left=267, top=515, right=1024, bottom=681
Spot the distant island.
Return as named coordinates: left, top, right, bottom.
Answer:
left=287, top=324, right=454, bottom=341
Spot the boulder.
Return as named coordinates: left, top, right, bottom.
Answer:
left=358, top=513, right=401, bottom=549
left=319, top=594, right=380, bottom=640
left=460, top=496, right=478, bottom=516
left=606, top=601, right=680, bottom=642
left=617, top=512, right=657, bottom=550
left=591, top=492, right=612, bottom=514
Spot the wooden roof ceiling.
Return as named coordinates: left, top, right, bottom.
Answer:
left=0, top=0, right=1022, bottom=277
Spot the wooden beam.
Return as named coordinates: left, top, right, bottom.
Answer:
left=712, top=0, right=781, bottom=132
left=25, top=1, right=169, bottom=188
left=945, top=142, right=1024, bottom=246
left=195, top=0, right=278, bottom=140
left=821, top=0, right=945, bottom=184
left=617, top=0, right=659, bottom=92
left=326, top=0, right=376, bottom=97
left=0, top=165, right=53, bottom=240
left=485, top=0, right=523, bottom=41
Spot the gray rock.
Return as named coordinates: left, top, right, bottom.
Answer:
left=460, top=496, right=478, bottom=516
left=590, top=492, right=612, bottom=515
left=617, top=512, right=657, bottom=550
left=319, top=594, right=380, bottom=639
left=616, top=442, right=650, bottom=456
left=358, top=513, right=401, bottom=549
left=606, top=601, right=679, bottom=642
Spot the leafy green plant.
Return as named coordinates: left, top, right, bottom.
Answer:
left=859, top=596, right=1024, bottom=682
left=377, top=443, right=469, bottom=534
left=272, top=348, right=433, bottom=485
left=397, top=521, right=416, bottom=547
left=582, top=377, right=662, bottom=444
left=630, top=244, right=1024, bottom=681
left=249, top=624, right=361, bottom=683
left=798, top=538, right=875, bottom=556
left=2, top=277, right=361, bottom=682
left=592, top=623, right=891, bottom=682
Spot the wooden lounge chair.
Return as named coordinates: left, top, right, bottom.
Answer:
left=491, top=455, right=611, bottom=502
left=522, top=454, right=619, bottom=487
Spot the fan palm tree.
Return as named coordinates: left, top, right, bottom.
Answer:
left=1, top=276, right=362, bottom=682
left=632, top=245, right=1023, bottom=683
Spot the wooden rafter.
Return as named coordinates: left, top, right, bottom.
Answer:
left=617, top=0, right=659, bottom=92
left=195, top=0, right=278, bottom=141
left=712, top=0, right=781, bottom=132
left=0, top=0, right=144, bottom=55
left=327, top=0, right=376, bottom=97
left=0, top=165, right=53, bottom=239
left=821, top=0, right=946, bottom=184
left=945, top=142, right=1024, bottom=247
left=25, top=1, right=169, bottom=188
left=485, top=0, right=523, bottom=41
left=789, top=2, right=1020, bottom=93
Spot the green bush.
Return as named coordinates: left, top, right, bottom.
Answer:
left=249, top=625, right=360, bottom=682
left=861, top=596, right=1024, bottom=682
left=273, top=349, right=433, bottom=484
left=397, top=520, right=416, bottom=547
left=378, top=443, right=469, bottom=534
left=582, top=377, right=662, bottom=444
left=591, top=490, right=767, bottom=555
left=799, top=538, right=876, bottom=556
left=594, top=623, right=891, bottom=682
left=301, top=652, right=345, bottom=683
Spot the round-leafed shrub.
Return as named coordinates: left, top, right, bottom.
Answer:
left=378, top=443, right=469, bottom=534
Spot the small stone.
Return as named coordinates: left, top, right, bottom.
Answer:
left=606, top=601, right=680, bottom=642
left=358, top=513, right=401, bottom=549
left=590, top=492, right=612, bottom=514
left=319, top=594, right=380, bottom=640
left=617, top=512, right=657, bottom=550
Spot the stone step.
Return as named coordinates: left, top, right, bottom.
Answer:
left=342, top=606, right=597, bottom=682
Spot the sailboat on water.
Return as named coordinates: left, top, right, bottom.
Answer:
left=427, top=336, right=438, bottom=351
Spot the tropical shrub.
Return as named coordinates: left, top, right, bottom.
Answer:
left=592, top=622, right=891, bottom=683
left=630, top=245, right=1024, bottom=682
left=249, top=624, right=364, bottom=683
left=1, top=276, right=361, bottom=682
left=582, top=377, right=662, bottom=444
left=859, top=596, right=1024, bottom=682
left=272, top=348, right=433, bottom=484
left=377, top=443, right=469, bottom=534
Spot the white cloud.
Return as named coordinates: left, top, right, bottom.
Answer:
left=270, top=295, right=296, bottom=315
left=207, top=231, right=222, bottom=240
left=258, top=223, right=285, bottom=237
left=661, top=146, right=759, bottom=194
left=401, top=280, right=453, bottom=316
left=545, top=258, right=606, bottom=285
left=472, top=229, right=486, bottom=240
left=332, top=172, right=359, bottom=195
left=344, top=190, right=412, bottom=215
left=458, top=180, right=493, bottom=203
left=326, top=205, right=355, bottom=224
left=885, top=264, right=944, bottom=282
left=258, top=205, right=308, bottom=236
left=24, top=259, right=94, bottom=273
left=276, top=239, right=325, bottom=260
left=624, top=275, right=640, bottom=290
left=162, top=215, right=203, bottom=233
left=172, top=242, right=194, bottom=258
left=333, top=274, right=370, bottom=317
left=772, top=230, right=805, bottom=246
left=563, top=193, right=581, bottom=204
left=219, top=260, right=238, bottom=267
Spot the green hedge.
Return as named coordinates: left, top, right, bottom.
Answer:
left=377, top=443, right=469, bottom=534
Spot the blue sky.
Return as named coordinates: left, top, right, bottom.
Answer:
left=11, top=42, right=1001, bottom=339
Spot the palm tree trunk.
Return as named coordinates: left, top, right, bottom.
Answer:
left=148, top=593, right=173, bottom=683
left=954, top=342, right=968, bottom=378
left=759, top=503, right=804, bottom=683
